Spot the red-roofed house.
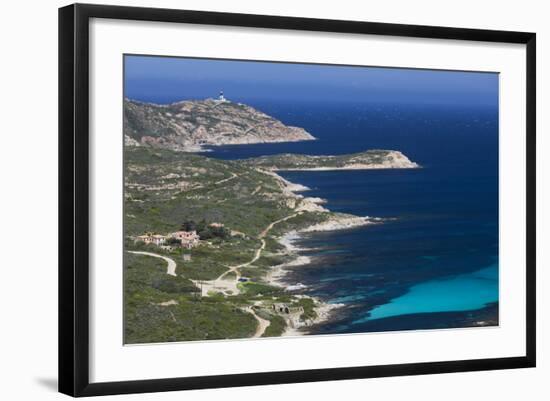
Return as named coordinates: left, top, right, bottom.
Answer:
left=170, top=230, right=200, bottom=249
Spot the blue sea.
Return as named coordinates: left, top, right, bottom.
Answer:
left=207, top=100, right=499, bottom=334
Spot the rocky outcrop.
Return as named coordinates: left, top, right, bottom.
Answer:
left=124, top=98, right=316, bottom=151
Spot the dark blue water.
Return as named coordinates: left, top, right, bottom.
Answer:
left=206, top=100, right=499, bottom=333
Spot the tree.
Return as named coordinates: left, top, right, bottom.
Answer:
left=180, top=220, right=197, bottom=232
left=210, top=225, right=230, bottom=239
left=197, top=226, right=213, bottom=240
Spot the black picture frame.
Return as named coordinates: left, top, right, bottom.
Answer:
left=59, top=3, right=536, bottom=397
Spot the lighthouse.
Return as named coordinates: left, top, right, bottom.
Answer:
left=217, top=90, right=227, bottom=102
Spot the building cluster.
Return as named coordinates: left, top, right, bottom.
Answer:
left=271, top=303, right=304, bottom=315
left=136, top=222, right=227, bottom=250
left=136, top=230, right=200, bottom=249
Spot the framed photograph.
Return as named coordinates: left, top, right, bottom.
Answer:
left=59, top=3, right=536, bottom=397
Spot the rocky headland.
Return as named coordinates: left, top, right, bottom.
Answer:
left=244, top=150, right=420, bottom=170
left=124, top=98, right=316, bottom=152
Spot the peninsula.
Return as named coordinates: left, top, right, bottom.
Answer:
left=124, top=97, right=316, bottom=152
left=243, top=150, right=420, bottom=170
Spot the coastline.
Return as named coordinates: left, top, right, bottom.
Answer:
left=270, top=164, right=420, bottom=171
left=126, top=136, right=317, bottom=154
left=261, top=170, right=381, bottom=336
left=281, top=301, right=344, bottom=337
left=178, top=136, right=317, bottom=153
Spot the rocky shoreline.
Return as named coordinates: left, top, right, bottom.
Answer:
left=262, top=171, right=382, bottom=336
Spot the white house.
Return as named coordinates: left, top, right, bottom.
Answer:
left=136, top=233, right=166, bottom=246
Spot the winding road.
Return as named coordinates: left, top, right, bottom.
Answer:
left=196, top=211, right=303, bottom=298
left=128, top=251, right=177, bottom=276
left=216, top=211, right=302, bottom=282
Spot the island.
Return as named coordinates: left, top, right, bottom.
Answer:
left=124, top=97, right=316, bottom=152
left=124, top=145, right=419, bottom=344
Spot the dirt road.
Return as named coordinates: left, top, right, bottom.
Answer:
left=128, top=251, right=177, bottom=276
left=247, top=307, right=271, bottom=338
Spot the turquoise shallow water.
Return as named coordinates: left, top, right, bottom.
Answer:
left=355, top=263, right=498, bottom=323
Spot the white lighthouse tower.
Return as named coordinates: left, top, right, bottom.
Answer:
left=217, top=90, right=227, bottom=102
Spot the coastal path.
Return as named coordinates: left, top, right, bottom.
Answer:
left=127, top=251, right=177, bottom=276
